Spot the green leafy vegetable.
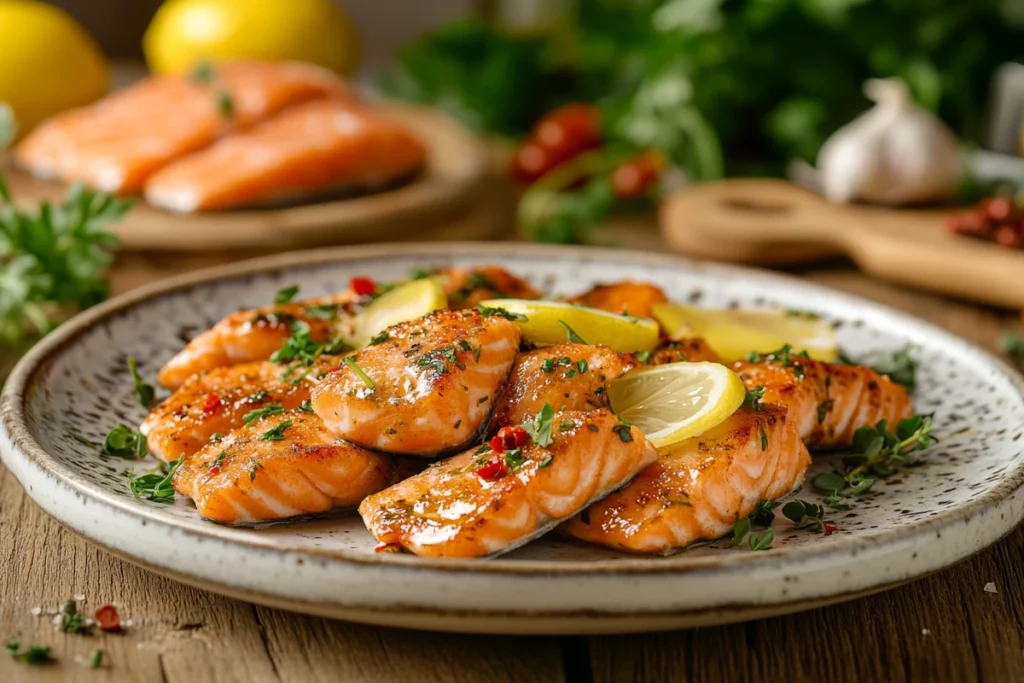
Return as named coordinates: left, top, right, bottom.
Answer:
left=103, top=425, right=148, bottom=460
left=523, top=403, right=555, bottom=447
left=127, top=456, right=182, bottom=503
left=0, top=173, right=129, bottom=344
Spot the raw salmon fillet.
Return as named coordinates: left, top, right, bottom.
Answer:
left=561, top=405, right=811, bottom=553
left=733, top=354, right=913, bottom=449
left=145, top=99, right=427, bottom=212
left=359, top=408, right=658, bottom=558
left=489, top=343, right=638, bottom=430
left=16, top=61, right=350, bottom=194
left=174, top=411, right=391, bottom=525
left=311, top=309, right=521, bottom=456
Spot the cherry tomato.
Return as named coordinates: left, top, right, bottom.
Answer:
left=610, top=152, right=662, bottom=199
left=510, top=142, right=555, bottom=184
left=95, top=604, right=122, bottom=632
left=511, top=103, right=601, bottom=184
left=351, top=277, right=375, bottom=297
left=495, top=425, right=530, bottom=450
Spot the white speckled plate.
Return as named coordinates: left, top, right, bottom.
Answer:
left=3, top=243, right=1023, bottom=635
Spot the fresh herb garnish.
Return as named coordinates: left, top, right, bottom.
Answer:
left=298, top=399, right=314, bottom=414
left=813, top=415, right=937, bottom=509
left=541, top=356, right=572, bottom=373
left=503, top=448, right=525, bottom=471
left=742, top=386, right=766, bottom=411
left=6, top=635, right=54, bottom=665
left=559, top=320, right=588, bottom=344
left=103, top=425, right=148, bottom=459
left=190, top=61, right=214, bottom=83
left=59, top=599, right=90, bottom=634
left=612, top=423, right=633, bottom=443
left=303, top=304, right=338, bottom=320
left=87, top=649, right=104, bottom=669
left=559, top=420, right=576, bottom=431
left=538, top=455, right=554, bottom=468
left=587, top=423, right=600, bottom=432
left=344, top=356, right=376, bottom=390
left=128, top=356, right=155, bottom=408
left=751, top=499, right=778, bottom=526
left=523, top=403, right=555, bottom=447
left=0, top=174, right=130, bottom=344
left=274, top=285, right=299, bottom=304
left=786, top=309, right=820, bottom=319
left=477, top=304, right=527, bottom=321
left=749, top=344, right=809, bottom=380
left=211, top=451, right=227, bottom=469
left=370, top=330, right=390, bottom=346
left=1001, top=332, right=1024, bottom=358
left=747, top=529, right=774, bottom=551
left=242, top=403, right=284, bottom=425
left=759, top=426, right=768, bottom=451
left=216, top=91, right=235, bottom=119
left=635, top=350, right=652, bottom=363
left=577, top=359, right=589, bottom=374
left=127, top=456, right=182, bottom=503
left=261, top=420, right=293, bottom=441
left=782, top=500, right=831, bottom=531
left=416, top=346, right=460, bottom=375
left=474, top=444, right=493, bottom=455
left=840, top=346, right=918, bottom=393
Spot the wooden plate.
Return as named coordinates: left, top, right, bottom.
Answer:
left=661, top=179, right=1024, bottom=309
left=4, top=105, right=492, bottom=251
left=2, top=243, right=1023, bottom=634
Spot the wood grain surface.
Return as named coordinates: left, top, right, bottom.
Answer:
left=1, top=229, right=1022, bottom=682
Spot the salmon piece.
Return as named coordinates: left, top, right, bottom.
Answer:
left=311, top=309, right=521, bottom=456
left=565, top=282, right=668, bottom=318
left=359, top=408, right=658, bottom=558
left=145, top=99, right=426, bottom=212
left=561, top=405, right=811, bottom=553
left=142, top=357, right=338, bottom=463
left=16, top=61, right=350, bottom=194
left=173, top=411, right=391, bottom=525
left=158, top=292, right=361, bottom=389
left=647, top=337, right=721, bottom=364
left=437, top=266, right=542, bottom=309
left=732, top=352, right=913, bottom=449
left=490, top=344, right=637, bottom=430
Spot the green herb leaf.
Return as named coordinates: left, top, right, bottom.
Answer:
left=303, top=304, right=338, bottom=320
left=730, top=517, right=751, bottom=546
left=242, top=403, right=284, bottom=425
left=59, top=599, right=90, bottom=634
left=128, top=356, right=155, bottom=408
left=88, top=649, right=104, bottom=669
left=261, top=420, right=293, bottom=441
left=217, top=91, right=235, bottom=119
left=841, top=346, right=918, bottom=393
left=190, top=61, right=215, bottom=83
left=298, top=399, right=314, bottom=414
left=612, top=423, right=634, bottom=442
left=748, top=528, right=774, bottom=551
left=103, top=425, right=148, bottom=459
left=523, top=403, right=555, bottom=447
left=503, top=448, right=525, bottom=471
left=759, top=425, right=768, bottom=451
left=743, top=386, right=766, bottom=411
left=751, top=499, right=778, bottom=526
left=538, top=454, right=554, bottom=468
left=477, top=304, right=527, bottom=321
left=369, top=330, right=390, bottom=346
left=274, top=285, right=300, bottom=304
left=999, top=333, right=1024, bottom=359
left=559, top=320, right=588, bottom=344
left=635, top=350, right=652, bottom=363
left=128, top=456, right=182, bottom=504
left=344, top=356, right=376, bottom=390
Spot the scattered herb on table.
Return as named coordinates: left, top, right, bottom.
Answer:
left=6, top=635, right=54, bottom=664
left=999, top=332, right=1024, bottom=360
left=59, top=599, right=91, bottom=634
left=87, top=649, right=104, bottom=669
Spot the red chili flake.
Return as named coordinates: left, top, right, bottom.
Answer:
left=477, top=457, right=508, bottom=481
left=202, top=392, right=222, bottom=414
left=489, top=435, right=506, bottom=453
left=823, top=523, right=838, bottom=536
left=208, top=466, right=221, bottom=475
left=351, top=276, right=376, bottom=296
left=374, top=542, right=402, bottom=553
left=94, top=604, right=122, bottom=632
left=496, top=425, right=530, bottom=450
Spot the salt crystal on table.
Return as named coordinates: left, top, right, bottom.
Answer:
left=922, top=628, right=931, bottom=635
left=984, top=582, right=998, bottom=594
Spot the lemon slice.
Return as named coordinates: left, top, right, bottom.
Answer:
left=651, top=303, right=837, bottom=361
left=479, top=299, right=659, bottom=352
left=349, top=278, right=447, bottom=347
left=607, top=362, right=746, bottom=450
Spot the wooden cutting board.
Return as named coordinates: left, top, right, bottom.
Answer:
left=661, top=178, right=1024, bottom=309
left=3, top=104, right=493, bottom=251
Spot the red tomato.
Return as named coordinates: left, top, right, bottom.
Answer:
left=511, top=103, right=601, bottom=184
left=95, top=604, right=121, bottom=632
left=495, top=425, right=530, bottom=450
left=477, top=457, right=509, bottom=481
left=351, top=277, right=375, bottom=296
left=610, top=152, right=662, bottom=199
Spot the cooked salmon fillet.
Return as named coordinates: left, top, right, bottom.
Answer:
left=648, top=337, right=721, bottom=364
left=359, top=408, right=658, bottom=558
left=145, top=99, right=427, bottom=212
left=142, top=357, right=338, bottom=463
left=173, top=411, right=391, bottom=524
left=311, top=309, right=521, bottom=456
left=733, top=353, right=913, bottom=449
left=438, top=266, right=543, bottom=309
left=16, top=61, right=350, bottom=194
left=566, top=282, right=668, bottom=318
left=158, top=291, right=361, bottom=389
left=490, top=343, right=638, bottom=430
left=560, top=405, right=810, bottom=553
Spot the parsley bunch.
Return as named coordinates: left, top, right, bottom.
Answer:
left=0, top=173, right=130, bottom=344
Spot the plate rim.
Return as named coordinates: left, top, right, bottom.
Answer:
left=3, top=241, right=1024, bottom=580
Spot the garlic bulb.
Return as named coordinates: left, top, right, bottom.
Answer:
left=816, top=78, right=961, bottom=205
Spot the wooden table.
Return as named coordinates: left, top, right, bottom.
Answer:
left=2, top=237, right=1023, bottom=683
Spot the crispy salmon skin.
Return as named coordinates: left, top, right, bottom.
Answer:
left=359, top=408, right=658, bottom=558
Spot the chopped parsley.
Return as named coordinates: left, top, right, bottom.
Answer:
left=128, top=356, right=155, bottom=408
left=577, top=359, right=589, bottom=374
left=541, top=356, right=572, bottom=373
left=416, top=346, right=461, bottom=374
left=298, top=399, right=315, bottom=414
left=786, top=309, right=820, bottom=319
left=748, top=344, right=809, bottom=380
left=6, top=635, right=54, bottom=664
left=458, top=339, right=481, bottom=362
left=559, top=320, right=588, bottom=344
left=840, top=345, right=918, bottom=393
left=538, top=455, right=554, bottom=468
left=635, top=350, right=652, bottom=363
left=243, top=403, right=284, bottom=425
left=261, top=420, right=293, bottom=441
left=190, top=61, right=215, bottom=83
left=369, top=330, right=390, bottom=346
left=612, top=423, right=634, bottom=443
left=59, top=599, right=90, bottom=634
left=127, top=456, right=182, bottom=503
left=211, top=451, right=227, bottom=469
left=274, top=285, right=300, bottom=304
left=474, top=444, right=493, bottom=455
left=271, top=320, right=350, bottom=370
left=477, top=304, right=527, bottom=321
left=303, top=304, right=338, bottom=320
left=103, top=425, right=148, bottom=459
left=759, top=426, right=768, bottom=451
left=88, top=649, right=104, bottom=669
left=559, top=420, right=576, bottom=431
left=742, top=386, right=766, bottom=411
left=344, top=357, right=376, bottom=390
left=216, top=91, right=235, bottom=119
left=523, top=403, right=555, bottom=447
left=503, top=448, right=525, bottom=471
left=587, top=423, right=600, bottom=432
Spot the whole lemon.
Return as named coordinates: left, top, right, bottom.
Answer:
left=0, top=0, right=109, bottom=136
left=144, top=0, right=361, bottom=76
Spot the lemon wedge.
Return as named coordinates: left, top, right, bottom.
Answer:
left=349, top=278, right=447, bottom=347
left=651, top=303, right=837, bottom=361
left=607, top=362, right=746, bottom=450
left=479, top=299, right=659, bottom=353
